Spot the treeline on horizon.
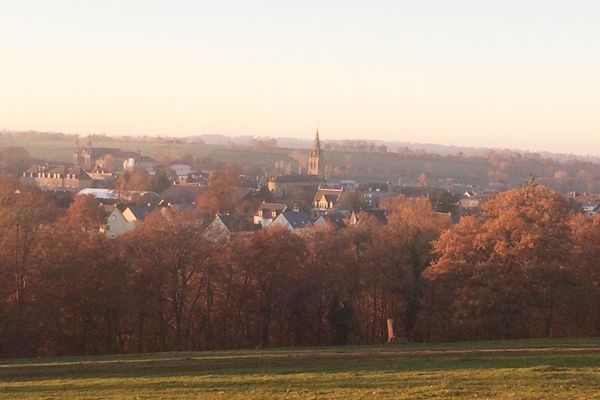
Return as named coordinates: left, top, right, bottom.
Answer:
left=0, top=178, right=597, bottom=358
left=4, top=131, right=600, bottom=191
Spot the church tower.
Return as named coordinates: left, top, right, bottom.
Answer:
left=74, top=135, right=82, bottom=166
left=81, top=134, right=93, bottom=170
left=308, top=130, right=323, bottom=176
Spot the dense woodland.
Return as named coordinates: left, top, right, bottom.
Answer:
left=0, top=177, right=597, bottom=358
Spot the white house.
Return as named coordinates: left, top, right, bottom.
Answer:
left=253, top=202, right=287, bottom=227
left=170, top=164, right=198, bottom=184
left=123, top=156, right=156, bottom=174
left=102, top=206, right=148, bottom=239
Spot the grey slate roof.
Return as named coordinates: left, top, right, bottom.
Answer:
left=269, top=175, right=322, bottom=183
left=316, top=212, right=347, bottom=229
left=354, top=209, right=388, bottom=225
left=159, top=185, right=205, bottom=205
left=127, top=206, right=150, bottom=221
left=217, top=214, right=258, bottom=232
left=280, top=211, right=313, bottom=229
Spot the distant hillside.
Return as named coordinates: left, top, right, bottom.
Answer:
left=246, top=135, right=600, bottom=165
left=3, top=130, right=600, bottom=192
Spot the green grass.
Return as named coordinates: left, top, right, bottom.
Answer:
left=0, top=136, right=294, bottom=166
left=0, top=135, right=496, bottom=184
left=1, top=338, right=599, bottom=399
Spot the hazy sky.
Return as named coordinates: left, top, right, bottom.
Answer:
left=2, top=1, right=599, bottom=154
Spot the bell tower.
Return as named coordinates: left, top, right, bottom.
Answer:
left=308, top=130, right=322, bottom=176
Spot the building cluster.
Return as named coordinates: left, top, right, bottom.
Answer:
left=74, top=136, right=153, bottom=174
left=23, top=137, right=150, bottom=192
left=98, top=132, right=398, bottom=239
left=19, top=132, right=600, bottom=241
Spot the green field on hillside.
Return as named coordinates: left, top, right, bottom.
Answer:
left=0, top=135, right=496, bottom=185
left=1, top=338, right=598, bottom=399
left=0, top=136, right=293, bottom=167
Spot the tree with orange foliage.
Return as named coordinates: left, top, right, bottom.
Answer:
left=0, top=181, right=57, bottom=356
left=36, top=216, right=125, bottom=355
left=380, top=196, right=451, bottom=339
left=121, top=211, right=216, bottom=352
left=231, top=226, right=306, bottom=348
left=303, top=226, right=356, bottom=345
left=425, top=184, right=574, bottom=340
left=116, top=167, right=151, bottom=191
left=341, top=213, right=382, bottom=343
left=196, top=170, right=241, bottom=216
left=568, top=214, right=600, bottom=336
left=64, top=194, right=106, bottom=233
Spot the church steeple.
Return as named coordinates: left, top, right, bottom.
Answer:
left=308, top=130, right=322, bottom=176
left=74, top=134, right=81, bottom=165
left=312, top=130, right=321, bottom=155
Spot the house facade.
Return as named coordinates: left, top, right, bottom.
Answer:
left=123, top=155, right=156, bottom=174
left=253, top=202, right=288, bottom=227
left=22, top=164, right=93, bottom=192
left=267, top=175, right=322, bottom=198
left=102, top=206, right=148, bottom=238
left=312, top=187, right=346, bottom=215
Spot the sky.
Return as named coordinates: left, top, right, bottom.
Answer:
left=1, top=1, right=599, bottom=155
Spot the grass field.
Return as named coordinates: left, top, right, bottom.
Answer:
left=0, top=135, right=494, bottom=185
left=1, top=338, right=598, bottom=399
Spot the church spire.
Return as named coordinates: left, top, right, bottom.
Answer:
left=308, top=130, right=323, bottom=176
left=310, top=130, right=321, bottom=158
